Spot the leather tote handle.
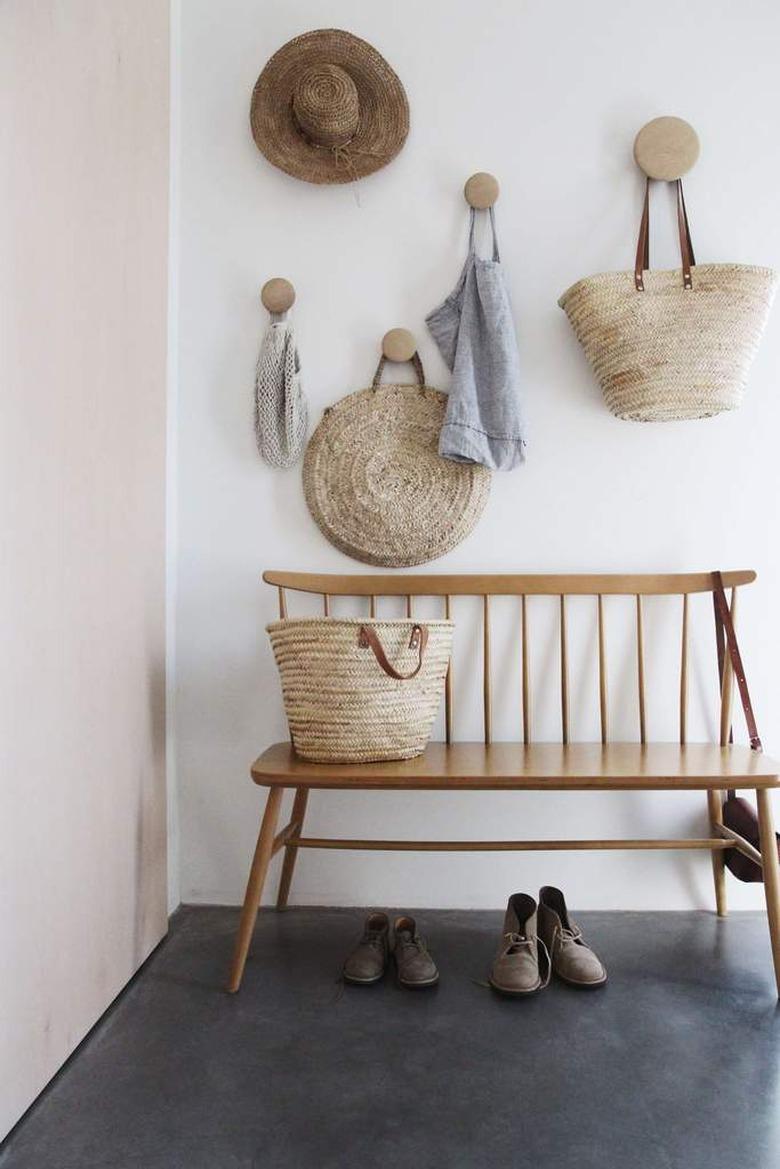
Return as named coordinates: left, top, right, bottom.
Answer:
left=358, top=623, right=429, bottom=680
left=634, top=177, right=696, bottom=292
left=712, top=571, right=762, bottom=798
left=372, top=352, right=426, bottom=391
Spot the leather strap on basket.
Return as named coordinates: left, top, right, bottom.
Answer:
left=358, top=623, right=429, bottom=680
left=634, top=178, right=696, bottom=292
left=372, top=352, right=426, bottom=392
left=712, top=572, right=762, bottom=791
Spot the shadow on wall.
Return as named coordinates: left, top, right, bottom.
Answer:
left=132, top=657, right=168, bottom=968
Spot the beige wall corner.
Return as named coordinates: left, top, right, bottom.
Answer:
left=0, top=0, right=170, bottom=1138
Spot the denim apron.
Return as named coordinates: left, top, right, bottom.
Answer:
left=426, top=207, right=526, bottom=470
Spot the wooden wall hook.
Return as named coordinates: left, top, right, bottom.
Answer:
left=633, top=117, right=700, bottom=181
left=261, top=277, right=296, bottom=314
left=381, top=328, right=417, bottom=363
left=464, top=172, right=499, bottom=209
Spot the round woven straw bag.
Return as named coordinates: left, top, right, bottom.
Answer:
left=559, top=178, right=777, bottom=421
left=268, top=617, right=454, bottom=763
left=302, top=354, right=490, bottom=566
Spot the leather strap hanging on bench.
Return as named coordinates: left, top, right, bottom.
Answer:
left=712, top=570, right=777, bottom=883
left=712, top=570, right=762, bottom=761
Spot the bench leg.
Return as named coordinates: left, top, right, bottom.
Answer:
left=226, top=786, right=283, bottom=994
left=757, top=790, right=780, bottom=998
left=276, top=786, right=309, bottom=910
left=707, top=791, right=728, bottom=916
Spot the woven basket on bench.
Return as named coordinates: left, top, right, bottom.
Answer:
left=267, top=617, right=453, bottom=763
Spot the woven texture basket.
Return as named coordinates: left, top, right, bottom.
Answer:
left=303, top=355, right=490, bottom=566
left=268, top=617, right=454, bottom=763
left=559, top=179, right=777, bottom=422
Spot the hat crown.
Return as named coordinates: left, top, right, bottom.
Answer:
left=292, top=64, right=359, bottom=148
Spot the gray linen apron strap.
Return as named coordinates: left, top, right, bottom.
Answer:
left=426, top=206, right=526, bottom=471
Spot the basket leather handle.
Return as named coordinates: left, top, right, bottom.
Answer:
left=372, top=352, right=426, bottom=392
left=358, top=623, right=429, bottom=680
left=634, top=178, right=696, bottom=292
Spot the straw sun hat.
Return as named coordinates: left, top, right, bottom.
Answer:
left=250, top=29, right=409, bottom=184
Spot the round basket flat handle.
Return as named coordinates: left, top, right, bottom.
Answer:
left=371, top=352, right=426, bottom=391
left=634, top=177, right=696, bottom=291
left=358, top=624, right=429, bottom=680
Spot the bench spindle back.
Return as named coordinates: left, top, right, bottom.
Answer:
left=268, top=572, right=754, bottom=748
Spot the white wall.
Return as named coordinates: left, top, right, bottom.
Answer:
left=176, top=0, right=780, bottom=912
left=0, top=0, right=169, bottom=1140
left=166, top=0, right=183, bottom=915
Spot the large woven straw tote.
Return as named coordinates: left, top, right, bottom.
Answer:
left=559, top=179, right=777, bottom=421
left=268, top=617, right=454, bottom=762
left=303, top=353, right=490, bottom=566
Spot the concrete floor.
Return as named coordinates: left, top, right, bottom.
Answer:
left=1, top=906, right=780, bottom=1168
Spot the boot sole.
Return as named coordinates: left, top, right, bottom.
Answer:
left=555, top=972, right=608, bottom=989
left=488, top=977, right=544, bottom=997
left=342, top=971, right=386, bottom=986
left=396, top=971, right=439, bottom=989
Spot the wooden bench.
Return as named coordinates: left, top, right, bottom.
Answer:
left=227, top=570, right=780, bottom=994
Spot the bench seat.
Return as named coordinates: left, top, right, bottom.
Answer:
left=252, top=741, right=780, bottom=791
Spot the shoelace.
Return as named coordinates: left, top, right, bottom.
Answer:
left=501, top=931, right=535, bottom=956
left=396, top=931, right=426, bottom=954
left=360, top=932, right=386, bottom=951
left=500, top=932, right=551, bottom=987
left=471, top=932, right=552, bottom=990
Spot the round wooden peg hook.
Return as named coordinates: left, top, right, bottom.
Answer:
left=261, top=277, right=296, bottom=314
left=381, top=327, right=417, bottom=363
left=633, top=117, right=700, bottom=181
left=464, top=172, right=499, bottom=209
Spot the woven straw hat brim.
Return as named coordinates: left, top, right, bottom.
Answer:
left=250, top=29, right=409, bottom=185
left=303, top=383, right=491, bottom=567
